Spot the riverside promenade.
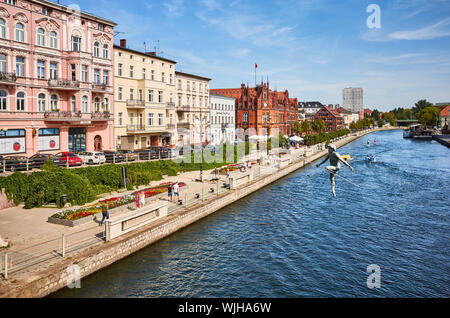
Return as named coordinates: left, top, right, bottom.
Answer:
left=0, top=127, right=397, bottom=297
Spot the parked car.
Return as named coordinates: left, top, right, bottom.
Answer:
left=3, top=156, right=32, bottom=172
left=137, top=149, right=158, bottom=161
left=117, top=150, right=137, bottom=161
left=148, top=146, right=170, bottom=159
left=103, top=151, right=125, bottom=163
left=166, top=146, right=179, bottom=158
left=55, top=152, right=83, bottom=167
left=29, top=154, right=63, bottom=169
left=78, top=152, right=105, bottom=165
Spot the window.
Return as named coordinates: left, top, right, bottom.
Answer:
left=93, top=42, right=100, bottom=57
left=38, top=93, right=46, bottom=112
left=15, top=23, right=25, bottom=42
left=103, top=98, right=109, bottom=112
left=71, top=64, right=76, bottom=81
left=98, top=24, right=105, bottom=31
left=158, top=113, right=163, bottom=126
left=118, top=87, right=123, bottom=100
left=162, top=72, right=165, bottom=82
left=50, top=62, right=57, bottom=80
left=158, top=91, right=163, bottom=103
left=138, top=89, right=143, bottom=101
left=103, top=44, right=109, bottom=59
left=130, top=66, right=134, bottom=78
left=0, top=54, right=6, bottom=73
left=148, top=113, right=154, bottom=126
left=71, top=95, right=76, bottom=112
left=94, top=97, right=101, bottom=112
left=103, top=70, right=109, bottom=85
left=243, top=112, right=248, bottom=122
left=82, top=65, right=88, bottom=82
left=16, top=92, right=25, bottom=111
left=37, top=28, right=45, bottom=46
left=151, top=70, right=154, bottom=80
left=142, top=68, right=146, bottom=79
left=71, top=36, right=81, bottom=52
left=118, top=112, right=123, bottom=126
left=37, top=60, right=45, bottom=79
left=0, top=19, right=6, bottom=39
left=129, top=88, right=134, bottom=100
left=148, top=90, right=153, bottom=102
left=94, top=69, right=100, bottom=84
left=50, top=94, right=58, bottom=111
left=16, top=57, right=24, bottom=77
left=82, top=96, right=89, bottom=113
left=0, top=90, right=7, bottom=111
left=170, top=74, right=173, bottom=85
left=49, top=31, right=57, bottom=48
left=118, top=63, right=122, bottom=76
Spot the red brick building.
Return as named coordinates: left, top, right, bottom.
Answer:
left=313, top=106, right=344, bottom=132
left=211, top=82, right=298, bottom=136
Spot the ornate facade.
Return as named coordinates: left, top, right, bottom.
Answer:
left=211, top=82, right=298, bottom=137
left=0, top=0, right=116, bottom=156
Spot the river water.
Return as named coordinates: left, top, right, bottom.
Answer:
left=51, top=130, right=449, bottom=298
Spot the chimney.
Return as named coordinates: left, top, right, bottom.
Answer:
left=146, top=52, right=156, bottom=56
left=120, top=39, right=127, bottom=48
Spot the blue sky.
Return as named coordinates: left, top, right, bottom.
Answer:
left=63, top=0, right=450, bottom=111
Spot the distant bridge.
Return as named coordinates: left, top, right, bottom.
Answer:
left=396, top=119, right=420, bottom=127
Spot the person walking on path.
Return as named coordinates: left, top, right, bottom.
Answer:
left=99, top=202, right=109, bottom=226
left=140, top=191, right=146, bottom=208
left=168, top=184, right=173, bottom=202
left=173, top=182, right=180, bottom=201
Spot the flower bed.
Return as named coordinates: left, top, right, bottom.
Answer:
left=49, top=182, right=187, bottom=226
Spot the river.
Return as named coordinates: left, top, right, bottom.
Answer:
left=50, top=130, right=449, bottom=298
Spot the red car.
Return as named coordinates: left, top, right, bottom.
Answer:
left=55, top=152, right=83, bottom=167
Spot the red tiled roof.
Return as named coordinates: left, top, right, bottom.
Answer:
left=440, top=105, right=450, bottom=117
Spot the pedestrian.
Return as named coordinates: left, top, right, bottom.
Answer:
left=140, top=191, right=146, bottom=208
left=173, top=182, right=180, bottom=200
left=168, top=184, right=173, bottom=202
left=226, top=169, right=230, bottom=180
left=99, top=202, right=109, bottom=226
left=135, top=191, right=140, bottom=209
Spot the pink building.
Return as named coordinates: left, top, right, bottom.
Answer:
left=0, top=0, right=116, bottom=157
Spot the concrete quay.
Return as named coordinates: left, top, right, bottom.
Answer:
left=0, top=127, right=391, bottom=298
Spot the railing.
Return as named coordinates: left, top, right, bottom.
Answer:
left=127, top=100, right=145, bottom=107
left=166, top=124, right=176, bottom=130
left=176, top=105, right=191, bottom=112
left=91, top=83, right=107, bottom=91
left=48, top=78, right=80, bottom=89
left=127, top=124, right=146, bottom=132
left=166, top=102, right=176, bottom=109
left=91, top=112, right=112, bottom=120
left=0, top=72, right=17, bottom=83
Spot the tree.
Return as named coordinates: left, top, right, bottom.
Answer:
left=419, top=106, right=440, bottom=127
left=372, top=109, right=381, bottom=121
left=301, top=120, right=311, bottom=134
left=313, top=118, right=325, bottom=132
left=292, top=121, right=303, bottom=135
left=378, top=118, right=385, bottom=127
left=350, top=122, right=358, bottom=130
left=413, top=99, right=433, bottom=117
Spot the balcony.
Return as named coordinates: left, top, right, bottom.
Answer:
left=166, top=124, right=176, bottom=130
left=0, top=72, right=17, bottom=85
left=127, top=125, right=168, bottom=134
left=127, top=100, right=146, bottom=108
left=91, top=83, right=108, bottom=93
left=44, top=111, right=112, bottom=122
left=48, top=79, right=80, bottom=90
left=176, top=105, right=191, bottom=113
left=177, top=122, right=191, bottom=128
left=166, top=102, right=176, bottom=109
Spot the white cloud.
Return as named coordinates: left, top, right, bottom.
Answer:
left=389, top=17, right=450, bottom=40
left=163, top=0, right=185, bottom=17
left=230, top=48, right=251, bottom=58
